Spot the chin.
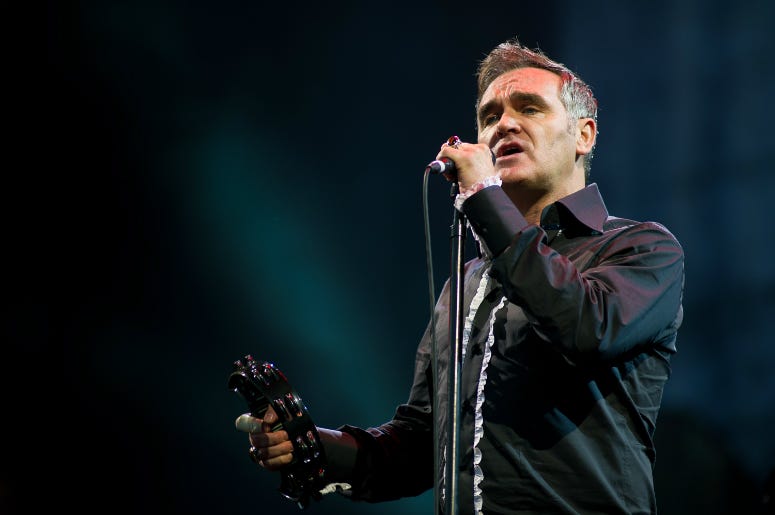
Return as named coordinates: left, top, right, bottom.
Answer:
left=499, top=167, right=532, bottom=184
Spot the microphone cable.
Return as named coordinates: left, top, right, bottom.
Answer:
left=422, top=166, right=442, bottom=515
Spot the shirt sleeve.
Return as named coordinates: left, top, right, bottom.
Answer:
left=462, top=186, right=685, bottom=361
left=321, top=331, right=437, bottom=502
left=335, top=404, right=435, bottom=501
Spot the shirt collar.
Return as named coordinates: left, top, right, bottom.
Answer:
left=541, top=183, right=608, bottom=235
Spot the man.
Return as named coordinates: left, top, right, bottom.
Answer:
left=235, top=38, right=685, bottom=514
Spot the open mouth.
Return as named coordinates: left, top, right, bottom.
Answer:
left=496, top=143, right=524, bottom=158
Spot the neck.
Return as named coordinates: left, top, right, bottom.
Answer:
left=503, top=176, right=585, bottom=225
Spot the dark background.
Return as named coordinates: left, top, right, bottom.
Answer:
left=6, top=1, right=774, bottom=514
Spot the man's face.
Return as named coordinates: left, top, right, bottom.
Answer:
left=477, top=67, right=580, bottom=191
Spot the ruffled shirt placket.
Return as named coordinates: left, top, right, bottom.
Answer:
left=441, top=262, right=508, bottom=515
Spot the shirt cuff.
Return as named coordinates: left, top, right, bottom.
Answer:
left=462, top=186, right=529, bottom=257
left=454, top=176, right=503, bottom=211
left=318, top=427, right=358, bottom=485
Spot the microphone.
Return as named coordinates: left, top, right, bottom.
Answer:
left=425, top=157, right=456, bottom=175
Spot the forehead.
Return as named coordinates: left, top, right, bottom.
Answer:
left=480, top=67, right=563, bottom=105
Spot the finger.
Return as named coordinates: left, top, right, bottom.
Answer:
left=235, top=413, right=263, bottom=433
left=254, top=438, right=295, bottom=460
left=252, top=442, right=293, bottom=470
left=248, top=438, right=295, bottom=471
left=261, top=451, right=295, bottom=470
left=249, top=429, right=290, bottom=448
left=262, top=406, right=279, bottom=432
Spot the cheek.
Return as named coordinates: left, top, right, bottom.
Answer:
left=545, top=126, right=576, bottom=152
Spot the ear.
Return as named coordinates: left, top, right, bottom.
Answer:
left=575, top=117, right=596, bottom=157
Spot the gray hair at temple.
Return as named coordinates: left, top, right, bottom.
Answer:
left=476, top=38, right=599, bottom=177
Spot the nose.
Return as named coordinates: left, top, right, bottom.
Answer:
left=496, top=110, right=520, bottom=135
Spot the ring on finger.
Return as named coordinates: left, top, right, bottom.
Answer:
left=248, top=446, right=262, bottom=464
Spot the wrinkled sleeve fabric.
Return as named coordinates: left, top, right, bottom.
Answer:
left=462, top=185, right=684, bottom=361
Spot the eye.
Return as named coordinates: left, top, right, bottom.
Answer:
left=522, top=106, right=540, bottom=115
left=482, top=113, right=499, bottom=126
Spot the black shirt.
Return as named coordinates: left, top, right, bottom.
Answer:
left=334, top=184, right=685, bottom=514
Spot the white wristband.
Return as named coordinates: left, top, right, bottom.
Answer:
left=454, top=176, right=503, bottom=211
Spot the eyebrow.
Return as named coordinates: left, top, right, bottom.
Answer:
left=477, top=92, right=552, bottom=122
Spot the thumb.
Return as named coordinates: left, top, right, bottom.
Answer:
left=235, top=413, right=262, bottom=433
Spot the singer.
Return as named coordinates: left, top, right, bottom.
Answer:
left=235, top=37, right=685, bottom=514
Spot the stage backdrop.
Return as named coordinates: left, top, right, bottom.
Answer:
left=8, top=2, right=773, bottom=514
